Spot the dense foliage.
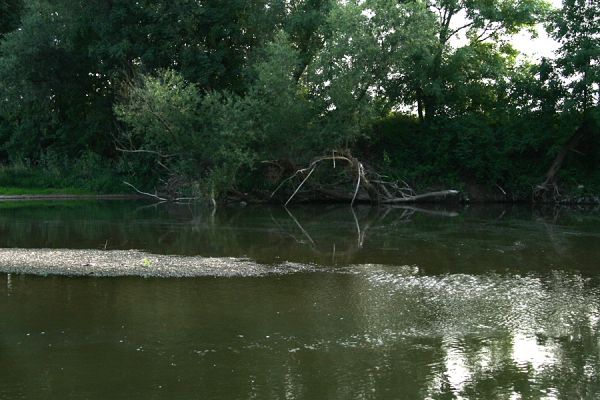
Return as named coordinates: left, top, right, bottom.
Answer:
left=0, top=0, right=598, bottom=200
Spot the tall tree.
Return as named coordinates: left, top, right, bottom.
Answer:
left=412, top=0, right=550, bottom=121
left=0, top=0, right=23, bottom=39
left=0, top=0, right=287, bottom=161
left=536, top=0, right=600, bottom=195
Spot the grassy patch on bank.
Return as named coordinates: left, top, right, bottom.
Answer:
left=0, top=153, right=129, bottom=194
left=0, top=187, right=95, bottom=196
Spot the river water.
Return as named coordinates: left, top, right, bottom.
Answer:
left=1, top=201, right=599, bottom=399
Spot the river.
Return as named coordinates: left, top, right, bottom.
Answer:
left=1, top=201, right=599, bottom=399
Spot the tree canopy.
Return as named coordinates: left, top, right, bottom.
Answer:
left=0, top=0, right=597, bottom=201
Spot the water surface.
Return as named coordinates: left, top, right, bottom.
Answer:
left=1, top=202, right=599, bottom=399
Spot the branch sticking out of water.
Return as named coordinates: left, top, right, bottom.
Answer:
left=123, top=181, right=167, bottom=201
left=271, top=152, right=460, bottom=206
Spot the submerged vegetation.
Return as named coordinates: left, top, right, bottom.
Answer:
left=0, top=0, right=598, bottom=202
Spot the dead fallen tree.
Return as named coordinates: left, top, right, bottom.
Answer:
left=122, top=181, right=202, bottom=203
left=270, top=152, right=459, bottom=206
left=119, top=145, right=458, bottom=205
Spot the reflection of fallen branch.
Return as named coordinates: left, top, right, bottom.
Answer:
left=351, top=208, right=363, bottom=248
left=279, top=207, right=364, bottom=263
left=133, top=201, right=168, bottom=213
left=272, top=152, right=459, bottom=206
left=272, top=204, right=461, bottom=265
left=380, top=190, right=460, bottom=204
left=270, top=215, right=307, bottom=246
left=284, top=207, right=316, bottom=246
left=388, top=205, right=460, bottom=218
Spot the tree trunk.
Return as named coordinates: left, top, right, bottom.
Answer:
left=545, top=127, right=585, bottom=184
left=416, top=88, right=425, bottom=123
left=535, top=123, right=586, bottom=200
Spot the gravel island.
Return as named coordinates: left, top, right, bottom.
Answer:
left=0, top=248, right=311, bottom=278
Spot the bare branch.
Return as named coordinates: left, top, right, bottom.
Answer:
left=174, top=198, right=202, bottom=203
left=285, top=166, right=317, bottom=206
left=474, top=23, right=503, bottom=43
left=447, top=21, right=476, bottom=40
left=123, top=181, right=167, bottom=201
left=116, top=147, right=176, bottom=158
left=272, top=153, right=459, bottom=206
left=270, top=168, right=307, bottom=199
left=270, top=155, right=353, bottom=198
left=351, top=162, right=362, bottom=207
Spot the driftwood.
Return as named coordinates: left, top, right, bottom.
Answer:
left=123, top=181, right=201, bottom=203
left=271, top=152, right=459, bottom=206
left=123, top=181, right=168, bottom=202
left=120, top=145, right=458, bottom=205
left=117, top=140, right=201, bottom=203
left=381, top=190, right=460, bottom=204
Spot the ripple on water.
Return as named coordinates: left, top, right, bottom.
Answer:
left=343, top=265, right=600, bottom=340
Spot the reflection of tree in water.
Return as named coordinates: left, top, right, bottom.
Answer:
left=0, top=202, right=599, bottom=272
left=0, top=202, right=459, bottom=263
left=345, top=269, right=600, bottom=399
left=281, top=205, right=459, bottom=259
left=220, top=270, right=600, bottom=399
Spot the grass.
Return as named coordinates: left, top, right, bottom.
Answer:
left=0, top=157, right=128, bottom=195
left=0, top=187, right=96, bottom=196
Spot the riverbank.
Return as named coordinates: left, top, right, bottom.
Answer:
left=0, top=183, right=141, bottom=200
left=1, top=178, right=599, bottom=205
left=1, top=191, right=599, bottom=205
left=0, top=194, right=142, bottom=201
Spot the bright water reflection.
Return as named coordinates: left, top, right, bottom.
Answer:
left=1, top=202, right=599, bottom=399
